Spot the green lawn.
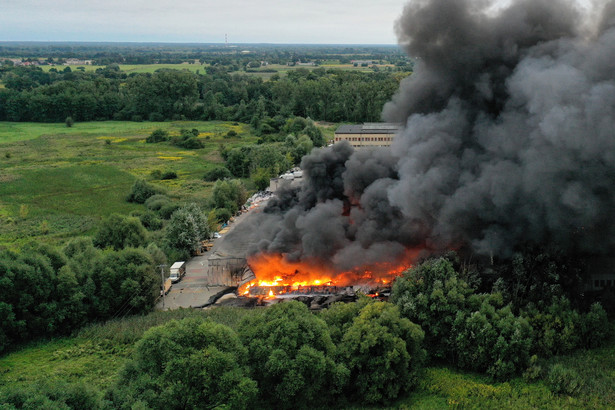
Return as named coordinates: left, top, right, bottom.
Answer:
left=0, top=120, right=258, bottom=248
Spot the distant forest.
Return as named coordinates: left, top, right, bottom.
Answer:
left=0, top=42, right=410, bottom=66
left=0, top=43, right=413, bottom=126
left=0, top=66, right=403, bottom=125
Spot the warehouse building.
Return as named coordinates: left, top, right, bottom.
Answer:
left=334, top=123, right=401, bottom=147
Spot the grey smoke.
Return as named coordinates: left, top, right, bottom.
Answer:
left=252, top=0, right=615, bottom=271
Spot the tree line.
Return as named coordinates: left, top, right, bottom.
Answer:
left=0, top=65, right=403, bottom=124
left=0, top=240, right=161, bottom=354
left=0, top=42, right=410, bottom=67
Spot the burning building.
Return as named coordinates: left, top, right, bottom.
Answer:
left=238, top=0, right=615, bottom=298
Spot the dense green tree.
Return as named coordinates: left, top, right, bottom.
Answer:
left=146, top=128, right=168, bottom=143
left=108, top=318, right=257, bottom=409
left=239, top=301, right=348, bottom=408
left=252, top=167, right=271, bottom=191
left=319, top=296, right=372, bottom=344
left=1, top=65, right=401, bottom=123
left=338, top=302, right=425, bottom=403
left=452, top=295, right=533, bottom=379
left=392, top=257, right=474, bottom=361
left=144, top=194, right=171, bottom=212
left=165, top=203, right=210, bottom=256
left=203, top=167, right=232, bottom=182
left=139, top=211, right=163, bottom=231
left=126, top=179, right=163, bottom=204
left=211, top=179, right=246, bottom=214
left=88, top=248, right=158, bottom=319
left=93, top=214, right=148, bottom=250
left=521, top=297, right=609, bottom=356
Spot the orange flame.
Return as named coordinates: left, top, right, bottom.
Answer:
left=240, top=248, right=422, bottom=298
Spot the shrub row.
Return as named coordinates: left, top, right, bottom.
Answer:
left=107, top=300, right=425, bottom=409
left=391, top=257, right=610, bottom=380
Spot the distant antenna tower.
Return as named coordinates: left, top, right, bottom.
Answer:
left=225, top=34, right=228, bottom=47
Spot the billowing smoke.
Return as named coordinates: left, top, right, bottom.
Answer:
left=252, top=0, right=615, bottom=271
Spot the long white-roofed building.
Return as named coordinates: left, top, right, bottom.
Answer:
left=334, top=123, right=401, bottom=148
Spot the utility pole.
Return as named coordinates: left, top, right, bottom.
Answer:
left=158, top=264, right=167, bottom=309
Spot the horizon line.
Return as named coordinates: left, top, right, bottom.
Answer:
left=0, top=40, right=399, bottom=47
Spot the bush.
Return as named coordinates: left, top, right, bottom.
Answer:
left=522, top=297, right=583, bottom=357
left=149, top=112, right=165, bottom=122
left=214, top=207, right=232, bottom=223
left=65, top=116, right=74, bottom=127
left=108, top=318, right=257, bottom=409
left=547, top=364, right=584, bottom=395
left=150, top=169, right=163, bottom=179
left=161, top=171, right=177, bottom=180
left=159, top=202, right=181, bottom=220
left=165, top=204, right=210, bottom=255
left=452, top=297, right=533, bottom=379
left=139, top=211, right=163, bottom=231
left=319, top=296, right=372, bottom=344
left=0, top=381, right=102, bottom=409
left=171, top=130, right=204, bottom=149
left=146, top=128, right=169, bottom=143
left=211, top=179, right=246, bottom=214
left=392, top=257, right=474, bottom=361
left=145, top=194, right=171, bottom=211
left=338, top=302, right=425, bottom=403
left=126, top=179, right=162, bottom=204
left=178, top=136, right=204, bottom=149
left=239, top=301, right=348, bottom=408
left=252, top=167, right=271, bottom=191
left=582, top=302, right=610, bottom=348
left=203, top=167, right=232, bottom=182
left=523, top=355, right=543, bottom=382
left=93, top=214, right=148, bottom=250
left=89, top=248, right=159, bottom=319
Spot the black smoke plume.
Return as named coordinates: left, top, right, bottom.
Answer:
left=252, top=0, right=615, bottom=271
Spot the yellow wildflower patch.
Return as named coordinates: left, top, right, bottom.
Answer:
left=157, top=156, right=183, bottom=161
left=96, top=137, right=127, bottom=143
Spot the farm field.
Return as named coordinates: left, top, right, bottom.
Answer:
left=0, top=120, right=257, bottom=249
left=34, top=61, right=394, bottom=79
left=1, top=307, right=613, bottom=409
left=39, top=63, right=210, bottom=74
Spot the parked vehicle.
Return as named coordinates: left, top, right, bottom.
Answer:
left=169, top=261, right=186, bottom=283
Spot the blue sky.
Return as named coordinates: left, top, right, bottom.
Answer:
left=0, top=0, right=406, bottom=44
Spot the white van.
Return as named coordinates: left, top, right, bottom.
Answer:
left=169, top=261, right=186, bottom=283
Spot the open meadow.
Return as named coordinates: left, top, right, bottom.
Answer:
left=33, top=61, right=395, bottom=80
left=0, top=120, right=258, bottom=249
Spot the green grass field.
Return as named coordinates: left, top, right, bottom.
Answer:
left=0, top=120, right=258, bottom=248
left=1, top=307, right=613, bottom=409
left=36, top=62, right=391, bottom=79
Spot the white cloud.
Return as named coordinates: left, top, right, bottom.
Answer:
left=0, top=0, right=406, bottom=43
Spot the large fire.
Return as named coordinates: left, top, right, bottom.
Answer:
left=240, top=249, right=422, bottom=298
